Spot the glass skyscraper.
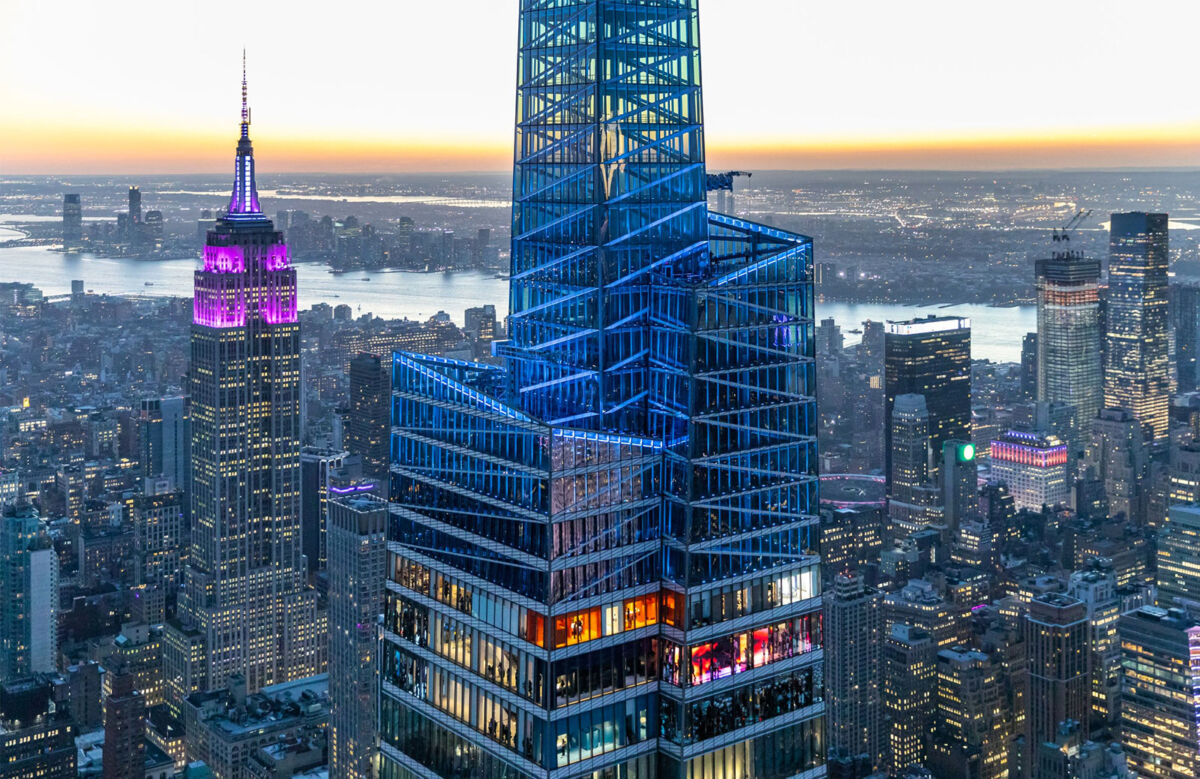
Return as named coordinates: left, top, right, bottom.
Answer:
left=166, top=65, right=320, bottom=701
left=380, top=3, right=823, bottom=777
left=1036, top=248, right=1102, bottom=451
left=1105, top=212, right=1170, bottom=442
left=884, top=316, right=972, bottom=486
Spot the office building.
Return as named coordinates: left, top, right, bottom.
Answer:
left=346, top=353, right=389, bottom=481
left=1117, top=606, right=1200, bottom=779
left=889, top=394, right=944, bottom=533
left=138, top=396, right=190, bottom=492
left=327, top=490, right=386, bottom=779
left=942, top=439, right=978, bottom=532
left=129, top=185, right=142, bottom=226
left=826, top=572, right=883, bottom=772
left=0, top=504, right=58, bottom=678
left=929, top=648, right=1008, bottom=779
left=1067, top=566, right=1121, bottom=729
left=103, top=666, right=146, bottom=779
left=1036, top=247, right=1103, bottom=450
left=168, top=68, right=319, bottom=697
left=62, top=194, right=82, bottom=250
left=989, top=430, right=1070, bottom=511
left=1157, top=503, right=1200, bottom=609
left=885, top=315, right=971, bottom=483
left=0, top=676, right=76, bottom=777
left=1025, top=593, right=1090, bottom=749
left=883, top=624, right=937, bottom=775
left=463, top=303, right=497, bottom=345
left=1080, top=407, right=1149, bottom=525
left=1021, top=331, right=1038, bottom=401
left=1171, top=281, right=1200, bottom=393
left=381, top=3, right=823, bottom=776
left=182, top=673, right=329, bottom=778
left=299, top=447, right=348, bottom=574
left=1105, top=213, right=1170, bottom=441
left=132, top=480, right=186, bottom=596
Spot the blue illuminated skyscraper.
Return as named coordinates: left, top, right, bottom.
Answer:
left=380, top=3, right=823, bottom=777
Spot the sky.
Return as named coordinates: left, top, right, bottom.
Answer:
left=2, top=0, right=1200, bottom=174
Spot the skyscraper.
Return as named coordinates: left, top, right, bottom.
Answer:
left=62, top=194, right=82, bottom=250
left=381, top=3, right=822, bottom=776
left=168, top=63, right=319, bottom=697
left=0, top=504, right=58, bottom=679
left=1080, top=407, right=1149, bottom=525
left=327, top=490, right=386, bottom=779
left=345, top=352, right=389, bottom=481
left=1170, top=281, right=1200, bottom=394
left=883, top=623, right=937, bottom=775
left=826, top=572, right=883, bottom=772
left=1117, top=606, right=1200, bottom=779
left=885, top=315, right=971, bottom=482
left=1021, top=331, right=1038, bottom=401
left=1036, top=247, right=1102, bottom=449
left=888, top=393, right=944, bottom=533
left=1156, top=503, right=1200, bottom=609
left=1024, top=593, right=1090, bottom=749
left=138, top=396, right=190, bottom=492
left=299, top=446, right=348, bottom=574
left=128, top=185, right=142, bottom=225
left=1105, top=212, right=1170, bottom=441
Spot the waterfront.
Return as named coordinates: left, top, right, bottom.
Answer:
left=0, top=243, right=1036, bottom=361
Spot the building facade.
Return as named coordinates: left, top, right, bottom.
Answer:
left=327, top=490, right=387, bottom=778
left=168, top=70, right=319, bottom=698
left=1117, top=606, right=1200, bottom=779
left=380, top=2, right=823, bottom=777
left=1170, top=281, right=1200, bottom=394
left=988, top=430, right=1070, bottom=512
left=1025, top=593, right=1090, bottom=750
left=885, top=316, right=971, bottom=484
left=1157, top=503, right=1200, bottom=609
left=347, top=352, right=390, bottom=482
left=826, top=572, right=882, bottom=771
left=1036, top=249, right=1102, bottom=450
left=1105, top=213, right=1170, bottom=442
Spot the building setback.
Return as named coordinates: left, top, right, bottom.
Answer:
left=166, top=65, right=319, bottom=699
left=379, top=1, right=823, bottom=776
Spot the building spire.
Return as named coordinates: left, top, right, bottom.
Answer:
left=227, top=50, right=262, bottom=219
left=241, top=49, right=250, bottom=138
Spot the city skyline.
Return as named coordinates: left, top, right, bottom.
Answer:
left=5, top=0, right=1200, bottom=173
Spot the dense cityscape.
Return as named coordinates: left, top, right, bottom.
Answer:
left=3, top=3, right=1200, bottom=779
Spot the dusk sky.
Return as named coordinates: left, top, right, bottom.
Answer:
left=3, top=0, right=1199, bottom=174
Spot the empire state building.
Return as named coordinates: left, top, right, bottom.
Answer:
left=165, top=62, right=320, bottom=704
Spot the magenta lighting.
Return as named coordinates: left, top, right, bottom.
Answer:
left=203, top=245, right=245, bottom=273
left=193, top=277, right=246, bottom=328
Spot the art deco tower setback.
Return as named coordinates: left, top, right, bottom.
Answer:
left=381, top=2, right=823, bottom=777
left=166, top=62, right=319, bottom=700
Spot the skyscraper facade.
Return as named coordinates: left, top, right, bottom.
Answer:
left=327, top=490, right=387, bottom=779
left=168, top=68, right=319, bottom=697
left=1170, top=281, right=1200, bottom=394
left=1156, top=503, right=1200, bottom=609
left=1036, top=249, right=1102, bottom=450
left=62, top=194, right=82, bottom=250
left=1117, top=606, right=1200, bottom=779
left=346, top=352, right=390, bottom=482
left=138, top=396, right=191, bottom=493
left=988, top=430, right=1070, bottom=511
left=1105, top=212, right=1170, bottom=441
left=380, top=3, right=822, bottom=776
left=826, top=572, right=882, bottom=771
left=1024, top=593, right=1090, bottom=749
left=885, top=316, right=971, bottom=483
left=0, top=504, right=58, bottom=679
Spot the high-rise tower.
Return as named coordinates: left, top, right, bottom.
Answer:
left=1036, top=246, right=1102, bottom=450
left=885, top=315, right=971, bottom=483
left=1105, top=213, right=1170, bottom=441
left=380, top=3, right=823, bottom=776
left=167, top=60, right=319, bottom=700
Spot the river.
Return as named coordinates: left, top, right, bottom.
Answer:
left=0, top=241, right=1035, bottom=363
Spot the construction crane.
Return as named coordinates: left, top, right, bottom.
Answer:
left=1052, top=208, right=1092, bottom=243
left=706, top=170, right=752, bottom=192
